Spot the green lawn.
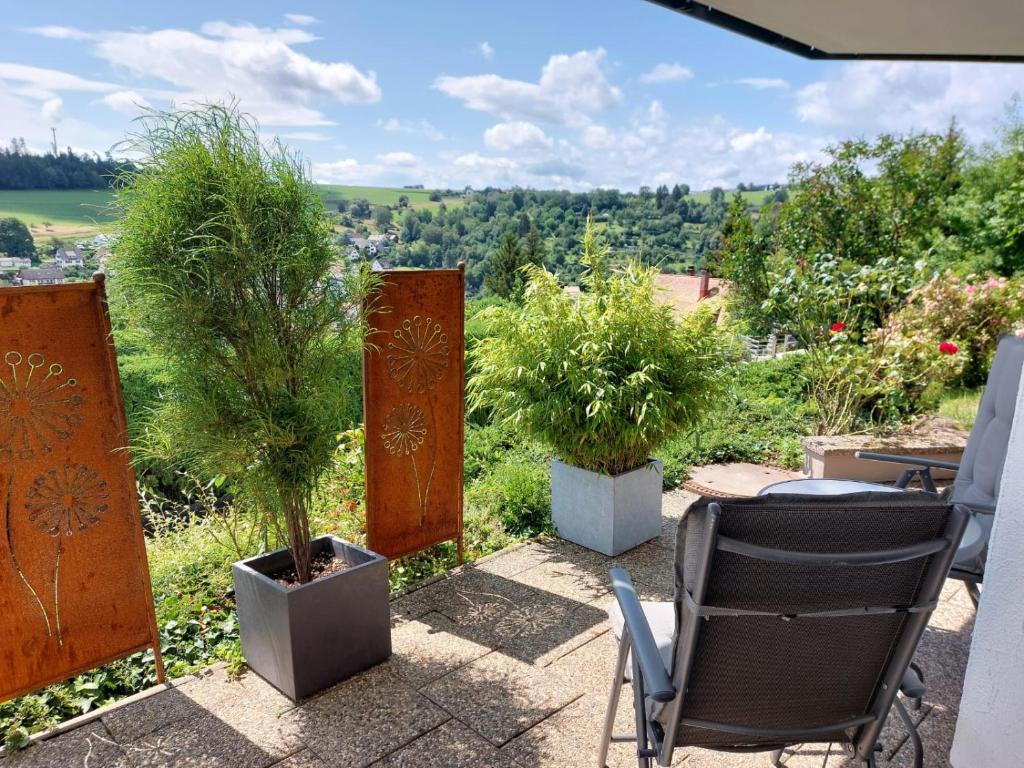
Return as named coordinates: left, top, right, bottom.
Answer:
left=317, top=185, right=461, bottom=210
left=688, top=189, right=774, bottom=205
left=0, top=189, right=117, bottom=227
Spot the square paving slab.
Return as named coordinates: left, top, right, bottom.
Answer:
left=3, top=490, right=974, bottom=768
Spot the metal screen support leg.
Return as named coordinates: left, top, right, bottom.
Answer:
left=598, top=629, right=632, bottom=767
left=153, top=641, right=166, bottom=685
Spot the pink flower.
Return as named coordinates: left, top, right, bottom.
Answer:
left=831, top=322, right=847, bottom=333
left=1016, top=328, right=1024, bottom=338
left=938, top=341, right=959, bottom=355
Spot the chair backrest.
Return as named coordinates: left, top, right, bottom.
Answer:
left=667, top=492, right=966, bottom=761
left=951, top=334, right=1024, bottom=575
left=952, top=333, right=1024, bottom=510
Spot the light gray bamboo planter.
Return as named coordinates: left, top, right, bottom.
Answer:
left=550, top=458, right=663, bottom=556
left=232, top=535, right=391, bottom=701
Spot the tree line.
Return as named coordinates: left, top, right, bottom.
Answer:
left=0, top=139, right=133, bottom=190
left=381, top=184, right=761, bottom=294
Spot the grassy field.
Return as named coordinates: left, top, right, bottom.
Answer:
left=317, top=185, right=461, bottom=210
left=0, top=189, right=117, bottom=226
left=0, top=189, right=117, bottom=243
left=688, top=189, right=775, bottom=205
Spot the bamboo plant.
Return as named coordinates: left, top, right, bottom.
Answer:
left=469, top=217, right=729, bottom=476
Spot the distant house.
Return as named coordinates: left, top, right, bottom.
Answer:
left=54, top=246, right=85, bottom=269
left=16, top=267, right=65, bottom=286
left=367, top=234, right=391, bottom=254
left=371, top=257, right=393, bottom=272
left=653, top=271, right=725, bottom=315
left=0, top=256, right=32, bottom=272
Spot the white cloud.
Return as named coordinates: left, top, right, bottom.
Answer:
left=198, top=21, right=318, bottom=45
left=28, top=26, right=93, bottom=40
left=796, top=62, right=1022, bottom=139
left=0, top=79, right=119, bottom=153
left=377, top=151, right=419, bottom=167
left=378, top=118, right=445, bottom=141
left=102, top=90, right=152, bottom=116
left=26, top=22, right=380, bottom=128
left=312, top=158, right=364, bottom=182
left=41, top=97, right=63, bottom=124
left=730, top=126, right=772, bottom=152
left=640, top=63, right=694, bottom=84
left=0, top=63, right=119, bottom=98
left=280, top=130, right=331, bottom=141
left=434, top=49, right=622, bottom=126
left=735, top=77, right=789, bottom=90
left=478, top=42, right=494, bottom=60
left=484, top=121, right=553, bottom=151
left=284, top=14, right=319, bottom=26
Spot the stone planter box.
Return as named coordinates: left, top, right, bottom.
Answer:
left=232, top=535, right=391, bottom=701
left=550, top=458, right=663, bottom=556
left=801, top=417, right=968, bottom=483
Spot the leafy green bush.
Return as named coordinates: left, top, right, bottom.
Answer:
left=659, top=355, right=812, bottom=484
left=888, top=271, right=1024, bottom=387
left=466, top=456, right=551, bottom=536
left=469, top=217, right=729, bottom=475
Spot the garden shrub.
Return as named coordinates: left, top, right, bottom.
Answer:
left=466, top=456, right=551, bottom=536
left=113, top=103, right=375, bottom=583
left=888, top=271, right=1024, bottom=387
left=469, top=216, right=730, bottom=475
left=659, top=355, right=812, bottom=484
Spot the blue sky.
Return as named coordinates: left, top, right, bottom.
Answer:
left=1, top=0, right=1021, bottom=191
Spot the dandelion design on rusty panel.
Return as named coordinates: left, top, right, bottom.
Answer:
left=27, top=464, right=109, bottom=537
left=22, top=464, right=110, bottom=646
left=0, top=352, right=84, bottom=461
left=382, top=403, right=427, bottom=456
left=382, top=403, right=434, bottom=526
left=386, top=316, right=450, bottom=394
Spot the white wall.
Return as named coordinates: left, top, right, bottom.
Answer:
left=951, top=373, right=1024, bottom=767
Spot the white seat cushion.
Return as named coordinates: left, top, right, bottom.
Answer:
left=606, top=600, right=675, bottom=672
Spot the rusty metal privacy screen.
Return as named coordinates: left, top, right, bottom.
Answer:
left=363, top=267, right=465, bottom=560
left=0, top=276, right=164, bottom=703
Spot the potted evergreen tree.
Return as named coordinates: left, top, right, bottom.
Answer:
left=469, top=218, right=728, bottom=555
left=113, top=104, right=388, bottom=700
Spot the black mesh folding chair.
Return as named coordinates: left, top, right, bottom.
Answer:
left=760, top=333, right=1024, bottom=605
left=599, top=492, right=968, bottom=768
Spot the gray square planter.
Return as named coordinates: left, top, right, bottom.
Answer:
left=232, top=535, right=391, bottom=701
left=550, top=458, right=663, bottom=556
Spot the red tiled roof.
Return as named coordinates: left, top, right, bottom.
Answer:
left=653, top=273, right=726, bottom=314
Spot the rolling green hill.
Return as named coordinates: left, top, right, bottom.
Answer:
left=688, top=189, right=774, bottom=205
left=0, top=189, right=117, bottom=227
left=317, top=185, right=460, bottom=210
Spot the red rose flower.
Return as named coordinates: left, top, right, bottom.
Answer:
left=830, top=322, right=847, bottom=333
left=938, top=341, right=959, bottom=355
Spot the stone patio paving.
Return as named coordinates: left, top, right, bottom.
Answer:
left=3, top=490, right=975, bottom=768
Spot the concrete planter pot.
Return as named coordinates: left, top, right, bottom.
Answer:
left=550, top=458, right=663, bottom=556
left=232, top=535, right=391, bottom=701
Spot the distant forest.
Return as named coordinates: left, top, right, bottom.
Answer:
left=377, top=185, right=787, bottom=292
left=0, top=139, right=132, bottom=190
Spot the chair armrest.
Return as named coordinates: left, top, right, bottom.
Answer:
left=609, top=567, right=675, bottom=703
left=854, top=451, right=961, bottom=472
